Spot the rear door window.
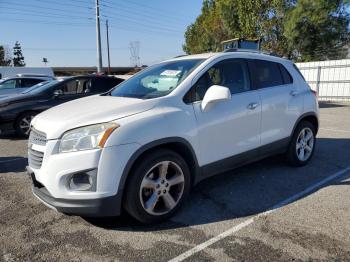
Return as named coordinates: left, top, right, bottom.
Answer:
left=253, top=60, right=284, bottom=89
left=20, top=78, right=44, bottom=88
left=58, top=78, right=91, bottom=95
left=91, top=77, right=123, bottom=93
left=279, top=65, right=293, bottom=84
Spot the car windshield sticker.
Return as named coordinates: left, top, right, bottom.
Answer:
left=160, top=70, right=182, bottom=77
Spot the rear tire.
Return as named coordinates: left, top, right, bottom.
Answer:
left=286, top=121, right=316, bottom=167
left=123, top=149, right=191, bottom=224
left=15, top=112, right=36, bottom=137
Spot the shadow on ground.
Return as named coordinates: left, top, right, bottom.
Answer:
left=319, top=101, right=349, bottom=108
left=0, top=157, right=28, bottom=173
left=85, top=136, right=350, bottom=231
left=0, top=132, right=27, bottom=141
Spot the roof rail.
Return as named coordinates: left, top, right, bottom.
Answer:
left=174, top=54, right=188, bottom=58
left=223, top=48, right=279, bottom=57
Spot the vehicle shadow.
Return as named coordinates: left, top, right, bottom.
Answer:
left=319, top=101, right=349, bottom=108
left=0, top=156, right=28, bottom=173
left=0, top=132, right=27, bottom=141
left=85, top=137, right=350, bottom=231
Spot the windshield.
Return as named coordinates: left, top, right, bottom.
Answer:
left=22, top=80, right=59, bottom=94
left=110, top=59, right=204, bottom=99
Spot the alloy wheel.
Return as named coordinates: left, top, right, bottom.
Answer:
left=296, top=127, right=314, bottom=161
left=139, top=161, right=185, bottom=216
left=19, top=115, right=34, bottom=136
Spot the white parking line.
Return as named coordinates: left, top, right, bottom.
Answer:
left=319, top=128, right=350, bottom=133
left=168, top=166, right=350, bottom=262
left=0, top=158, right=24, bottom=164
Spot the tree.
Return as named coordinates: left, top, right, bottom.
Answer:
left=284, top=0, right=350, bottom=61
left=0, top=45, right=12, bottom=66
left=13, top=41, right=25, bottom=67
left=183, top=0, right=350, bottom=61
left=183, top=0, right=230, bottom=54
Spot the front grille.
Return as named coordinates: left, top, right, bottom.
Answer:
left=29, top=128, right=47, bottom=146
left=28, top=148, right=44, bottom=169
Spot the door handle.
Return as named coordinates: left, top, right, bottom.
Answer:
left=290, top=90, right=298, bottom=96
left=247, top=102, right=259, bottom=110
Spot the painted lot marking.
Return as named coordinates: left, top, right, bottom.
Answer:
left=168, top=166, right=350, bottom=262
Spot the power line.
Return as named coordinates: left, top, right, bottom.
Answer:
left=30, top=0, right=94, bottom=10
left=1, top=1, right=183, bottom=35
left=99, top=3, right=186, bottom=26
left=101, top=0, right=187, bottom=22
left=99, top=8, right=185, bottom=28
left=0, top=18, right=95, bottom=27
left=100, top=12, right=182, bottom=34
left=0, top=1, right=94, bottom=16
left=108, top=23, right=181, bottom=37
left=0, top=17, right=181, bottom=36
left=4, top=10, right=94, bottom=21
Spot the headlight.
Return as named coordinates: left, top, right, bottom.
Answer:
left=59, top=123, right=119, bottom=153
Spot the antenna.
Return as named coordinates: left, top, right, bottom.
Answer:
left=129, top=41, right=140, bottom=67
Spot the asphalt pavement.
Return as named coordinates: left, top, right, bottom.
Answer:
left=0, top=101, right=349, bottom=262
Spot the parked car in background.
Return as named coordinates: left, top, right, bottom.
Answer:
left=0, top=67, right=54, bottom=79
left=0, top=76, right=54, bottom=95
left=0, top=75, right=124, bottom=136
left=27, top=50, right=319, bottom=224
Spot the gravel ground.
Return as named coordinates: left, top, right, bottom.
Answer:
left=0, top=102, right=349, bottom=262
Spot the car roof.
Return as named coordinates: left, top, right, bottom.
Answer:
left=168, top=50, right=291, bottom=64
left=168, top=53, right=216, bottom=61
left=1, top=76, right=51, bottom=80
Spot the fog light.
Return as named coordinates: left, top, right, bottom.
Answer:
left=68, top=169, right=97, bottom=192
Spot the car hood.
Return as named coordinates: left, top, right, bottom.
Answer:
left=0, top=93, right=34, bottom=104
left=32, top=95, right=158, bottom=139
left=0, top=88, right=25, bottom=96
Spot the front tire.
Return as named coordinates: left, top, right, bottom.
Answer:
left=286, top=121, right=316, bottom=166
left=123, top=149, right=191, bottom=224
left=15, top=112, right=37, bottom=137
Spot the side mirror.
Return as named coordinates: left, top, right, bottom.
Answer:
left=53, top=89, right=63, bottom=97
left=201, top=85, right=231, bottom=112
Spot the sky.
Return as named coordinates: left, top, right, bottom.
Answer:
left=0, top=0, right=203, bottom=67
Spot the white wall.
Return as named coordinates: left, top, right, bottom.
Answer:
left=296, top=59, right=350, bottom=101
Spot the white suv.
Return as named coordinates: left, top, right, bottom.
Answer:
left=27, top=50, right=319, bottom=223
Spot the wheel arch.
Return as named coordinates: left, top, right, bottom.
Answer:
left=291, top=112, right=319, bottom=136
left=118, top=137, right=200, bottom=197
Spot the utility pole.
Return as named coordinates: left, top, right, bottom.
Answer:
left=106, top=19, right=111, bottom=75
left=95, top=0, right=103, bottom=73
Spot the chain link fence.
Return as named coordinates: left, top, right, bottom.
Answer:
left=296, top=59, right=350, bottom=101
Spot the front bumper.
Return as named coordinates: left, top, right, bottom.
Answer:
left=27, top=139, right=140, bottom=217
left=29, top=167, right=122, bottom=217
